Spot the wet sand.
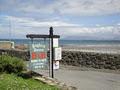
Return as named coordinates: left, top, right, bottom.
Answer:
left=62, top=44, right=120, bottom=54
left=13, top=44, right=120, bottom=54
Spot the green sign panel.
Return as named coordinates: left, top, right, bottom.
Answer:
left=29, top=43, right=47, bottom=70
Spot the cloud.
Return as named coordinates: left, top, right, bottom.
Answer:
left=54, top=25, right=120, bottom=40
left=117, top=23, right=120, bottom=26
left=57, top=0, right=120, bottom=16
left=0, top=15, right=79, bottom=38
left=0, top=14, right=120, bottom=39
left=4, top=16, right=79, bottom=27
left=0, top=0, right=120, bottom=16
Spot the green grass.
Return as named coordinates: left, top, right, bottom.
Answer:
left=0, top=73, right=59, bottom=90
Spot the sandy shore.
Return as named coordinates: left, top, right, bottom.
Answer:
left=2, top=43, right=120, bottom=54
left=62, top=44, right=120, bottom=54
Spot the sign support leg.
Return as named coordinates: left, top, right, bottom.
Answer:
left=49, top=27, right=54, bottom=78
left=49, top=38, right=52, bottom=77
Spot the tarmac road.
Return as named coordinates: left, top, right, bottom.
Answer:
left=54, top=69, right=120, bottom=90
left=35, top=66, right=120, bottom=90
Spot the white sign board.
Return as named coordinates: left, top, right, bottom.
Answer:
left=53, top=38, right=59, bottom=47
left=54, top=47, right=62, bottom=60
left=53, top=61, right=59, bottom=70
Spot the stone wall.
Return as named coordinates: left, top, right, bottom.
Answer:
left=0, top=49, right=29, bottom=61
left=0, top=49, right=120, bottom=70
left=61, top=51, right=120, bottom=70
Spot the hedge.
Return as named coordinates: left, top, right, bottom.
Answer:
left=0, top=55, right=25, bottom=73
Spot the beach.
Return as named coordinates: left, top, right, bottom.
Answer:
left=62, top=44, right=120, bottom=54
left=1, top=39, right=120, bottom=54
left=13, top=43, right=120, bottom=54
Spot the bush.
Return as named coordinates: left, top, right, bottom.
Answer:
left=0, top=55, right=25, bottom=73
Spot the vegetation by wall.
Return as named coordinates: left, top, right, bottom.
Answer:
left=0, top=55, right=25, bottom=73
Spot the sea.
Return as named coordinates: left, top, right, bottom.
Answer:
left=0, top=39, right=120, bottom=46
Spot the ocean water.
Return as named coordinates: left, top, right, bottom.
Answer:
left=0, top=39, right=120, bottom=46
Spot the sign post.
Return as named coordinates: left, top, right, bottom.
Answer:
left=49, top=27, right=54, bottom=78
left=26, top=27, right=60, bottom=78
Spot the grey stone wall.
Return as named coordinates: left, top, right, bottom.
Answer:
left=0, top=49, right=120, bottom=70
left=61, top=51, right=120, bottom=70
left=0, top=49, right=29, bottom=61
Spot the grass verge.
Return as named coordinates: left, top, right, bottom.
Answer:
left=0, top=73, right=59, bottom=90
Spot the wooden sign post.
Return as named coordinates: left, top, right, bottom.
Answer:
left=26, top=27, right=60, bottom=78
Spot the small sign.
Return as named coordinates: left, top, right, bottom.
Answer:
left=30, top=43, right=47, bottom=69
left=54, top=47, right=62, bottom=60
left=53, top=61, right=59, bottom=70
left=53, top=38, right=59, bottom=47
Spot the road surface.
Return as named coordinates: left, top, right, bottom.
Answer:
left=36, top=66, right=120, bottom=90
left=54, top=69, right=120, bottom=90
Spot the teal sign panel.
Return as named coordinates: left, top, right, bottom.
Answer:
left=30, top=43, right=47, bottom=70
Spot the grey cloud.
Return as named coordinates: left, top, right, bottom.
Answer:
left=56, top=0, right=120, bottom=16
left=1, top=0, right=120, bottom=16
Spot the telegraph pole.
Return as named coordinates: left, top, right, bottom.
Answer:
left=9, top=18, right=12, bottom=41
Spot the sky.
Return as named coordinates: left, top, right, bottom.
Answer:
left=0, top=0, right=120, bottom=40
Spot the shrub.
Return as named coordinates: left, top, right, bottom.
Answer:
left=0, top=55, right=25, bottom=73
